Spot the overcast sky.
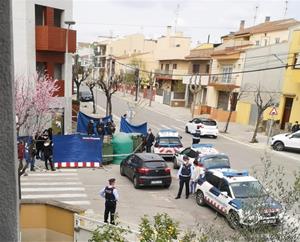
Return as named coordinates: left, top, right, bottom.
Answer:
left=73, top=0, right=300, bottom=46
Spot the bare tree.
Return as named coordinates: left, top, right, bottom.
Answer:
left=189, top=75, right=203, bottom=118
left=148, top=72, right=155, bottom=107
left=73, top=54, right=91, bottom=101
left=250, top=85, right=275, bottom=143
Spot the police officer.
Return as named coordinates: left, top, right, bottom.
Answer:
left=192, top=130, right=201, bottom=144
left=96, top=119, right=105, bottom=137
left=100, top=178, right=119, bottom=225
left=175, top=155, right=193, bottom=199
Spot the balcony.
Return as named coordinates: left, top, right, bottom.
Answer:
left=36, top=26, right=76, bottom=53
left=208, top=75, right=239, bottom=90
left=156, top=69, right=187, bottom=80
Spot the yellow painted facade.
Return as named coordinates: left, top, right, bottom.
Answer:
left=235, top=102, right=251, bottom=124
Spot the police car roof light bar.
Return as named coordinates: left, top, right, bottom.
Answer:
left=191, top=144, right=213, bottom=149
left=159, top=129, right=177, bottom=133
left=222, top=169, right=249, bottom=177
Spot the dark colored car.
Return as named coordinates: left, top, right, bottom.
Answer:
left=79, top=90, right=93, bottom=102
left=120, top=153, right=172, bottom=189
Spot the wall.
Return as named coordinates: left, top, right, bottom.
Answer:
left=235, top=102, right=251, bottom=124
left=250, top=30, right=290, bottom=47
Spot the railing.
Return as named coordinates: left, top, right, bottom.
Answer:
left=209, top=75, right=238, bottom=85
left=74, top=214, right=140, bottom=242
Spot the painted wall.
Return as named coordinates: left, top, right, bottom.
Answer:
left=236, top=102, right=251, bottom=124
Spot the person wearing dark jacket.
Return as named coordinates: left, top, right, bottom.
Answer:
left=291, top=121, right=300, bottom=133
left=96, top=120, right=105, bottom=137
left=145, top=128, right=155, bottom=153
left=87, top=120, right=94, bottom=135
left=192, top=130, right=201, bottom=144
left=175, top=155, right=193, bottom=199
left=44, top=139, right=55, bottom=171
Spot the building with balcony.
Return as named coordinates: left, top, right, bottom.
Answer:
left=13, top=0, right=76, bottom=134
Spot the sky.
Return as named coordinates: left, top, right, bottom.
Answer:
left=73, top=0, right=300, bottom=46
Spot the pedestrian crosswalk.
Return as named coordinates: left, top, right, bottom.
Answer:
left=21, top=169, right=90, bottom=207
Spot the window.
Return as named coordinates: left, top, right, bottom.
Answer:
left=35, top=5, right=45, bottom=26
left=293, top=53, right=300, bottom=69
left=206, top=64, right=210, bottom=74
left=165, top=64, right=169, bottom=71
left=173, top=63, right=177, bottom=70
left=176, top=44, right=180, bottom=47
left=221, top=66, right=233, bottom=83
left=54, top=8, right=63, bottom=27
left=219, top=179, right=232, bottom=197
left=292, top=133, right=300, bottom=138
left=54, top=64, right=62, bottom=80
left=36, top=62, right=46, bottom=76
left=255, top=40, right=260, bottom=46
left=275, top=38, right=280, bottom=44
left=161, top=64, right=163, bottom=70
left=205, top=172, right=221, bottom=188
left=192, top=64, right=200, bottom=74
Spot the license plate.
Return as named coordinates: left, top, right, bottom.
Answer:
left=262, top=219, right=276, bottom=224
left=151, top=180, right=162, bottom=184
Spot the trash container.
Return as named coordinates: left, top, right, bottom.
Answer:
left=130, top=133, right=144, bottom=153
left=112, top=133, right=133, bottom=165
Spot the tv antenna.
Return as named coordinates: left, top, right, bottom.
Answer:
left=283, top=0, right=288, bottom=17
left=253, top=5, right=259, bottom=25
left=174, top=3, right=180, bottom=32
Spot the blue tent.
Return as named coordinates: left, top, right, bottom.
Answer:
left=77, top=111, right=112, bottom=134
left=120, top=117, right=147, bottom=135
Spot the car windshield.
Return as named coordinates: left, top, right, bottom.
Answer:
left=230, top=181, right=267, bottom=199
left=203, top=156, right=230, bottom=169
left=159, top=137, right=181, bottom=145
left=201, top=120, right=217, bottom=126
left=144, top=161, right=166, bottom=168
left=81, top=91, right=91, bottom=96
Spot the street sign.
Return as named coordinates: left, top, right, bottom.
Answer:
left=269, top=107, right=278, bottom=116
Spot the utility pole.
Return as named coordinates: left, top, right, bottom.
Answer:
left=135, top=68, right=140, bottom=102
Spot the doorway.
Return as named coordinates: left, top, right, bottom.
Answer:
left=281, top=97, right=293, bottom=130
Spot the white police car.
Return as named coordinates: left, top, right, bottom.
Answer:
left=195, top=169, right=283, bottom=229
left=173, top=144, right=230, bottom=169
left=153, top=129, right=183, bottom=159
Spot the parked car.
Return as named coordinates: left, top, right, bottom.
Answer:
left=79, top=90, right=93, bottom=102
left=173, top=144, right=230, bottom=169
left=271, top=130, right=300, bottom=151
left=185, top=118, right=218, bottom=138
left=120, top=153, right=172, bottom=189
left=195, top=169, right=283, bottom=229
left=153, top=129, right=183, bottom=159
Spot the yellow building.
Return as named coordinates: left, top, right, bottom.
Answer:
left=277, top=28, right=300, bottom=129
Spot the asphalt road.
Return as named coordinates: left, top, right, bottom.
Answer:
left=75, top=89, right=300, bottom=231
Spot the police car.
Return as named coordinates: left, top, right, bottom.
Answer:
left=173, top=144, right=230, bottom=169
left=195, top=169, right=283, bottom=229
left=153, top=129, right=183, bottom=159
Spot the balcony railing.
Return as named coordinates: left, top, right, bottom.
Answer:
left=208, top=75, right=239, bottom=90
left=36, top=26, right=76, bottom=53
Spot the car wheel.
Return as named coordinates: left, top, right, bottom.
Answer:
left=227, top=210, right=240, bottom=230
left=133, top=176, right=140, bottom=189
left=185, top=126, right=189, bottom=133
left=196, top=190, right=205, bottom=206
left=273, top=141, right=285, bottom=151
left=120, top=166, right=125, bottom=176
left=173, top=157, right=179, bottom=169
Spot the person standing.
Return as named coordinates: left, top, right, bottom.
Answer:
left=175, top=155, right=193, bottom=199
left=192, top=130, right=201, bottom=144
left=99, top=178, right=119, bottom=225
left=27, top=140, right=36, bottom=171
left=145, top=128, right=155, bottom=153
left=43, top=139, right=55, bottom=171
left=96, top=119, right=105, bottom=137
left=87, top=120, right=94, bottom=135
left=190, top=159, right=204, bottom=194
left=291, top=121, right=300, bottom=133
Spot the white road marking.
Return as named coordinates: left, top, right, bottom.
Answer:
left=97, top=105, right=121, bottom=121
left=161, top=124, right=171, bottom=129
left=22, top=193, right=87, bottom=199
left=21, top=182, right=82, bottom=186
left=61, top=201, right=91, bottom=205
left=22, top=187, right=85, bottom=192
left=28, top=173, right=77, bottom=177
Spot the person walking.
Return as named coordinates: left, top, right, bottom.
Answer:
left=26, top=140, right=36, bottom=172
left=192, top=130, right=201, bottom=144
left=99, top=178, right=119, bottom=225
left=291, top=121, right=300, bottom=133
left=43, top=139, right=55, bottom=171
left=190, top=159, right=204, bottom=194
left=145, top=128, right=155, bottom=153
left=175, top=155, right=193, bottom=199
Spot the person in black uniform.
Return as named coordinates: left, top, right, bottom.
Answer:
left=96, top=119, right=105, bottom=137
left=43, top=139, right=55, bottom=171
left=145, top=128, right=155, bottom=153
left=100, top=178, right=119, bottom=225
left=87, top=120, right=94, bottom=135
left=175, top=155, right=193, bottom=199
left=192, top=130, right=201, bottom=144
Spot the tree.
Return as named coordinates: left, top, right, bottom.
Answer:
left=250, top=85, right=275, bottom=143
left=73, top=54, right=91, bottom=101
left=86, top=79, right=97, bottom=114
left=15, top=73, right=60, bottom=136
left=147, top=72, right=155, bottom=107
left=189, top=75, right=203, bottom=118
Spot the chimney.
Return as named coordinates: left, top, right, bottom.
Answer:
left=166, top=26, right=172, bottom=37
left=239, top=20, right=245, bottom=31
left=265, top=16, right=271, bottom=22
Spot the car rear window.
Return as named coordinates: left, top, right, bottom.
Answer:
left=201, top=120, right=217, bottom=126
left=159, top=137, right=181, bottom=145
left=144, top=161, right=167, bottom=168
left=203, top=156, right=230, bottom=169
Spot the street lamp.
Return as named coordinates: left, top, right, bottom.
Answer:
left=64, top=20, right=75, bottom=134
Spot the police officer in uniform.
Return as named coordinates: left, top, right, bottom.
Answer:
left=175, top=155, right=193, bottom=199
left=192, top=130, right=201, bottom=144
left=100, top=178, right=119, bottom=225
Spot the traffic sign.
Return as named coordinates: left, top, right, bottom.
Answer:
left=269, top=107, right=278, bottom=116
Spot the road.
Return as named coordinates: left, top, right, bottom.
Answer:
left=22, top=88, right=300, bottom=233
